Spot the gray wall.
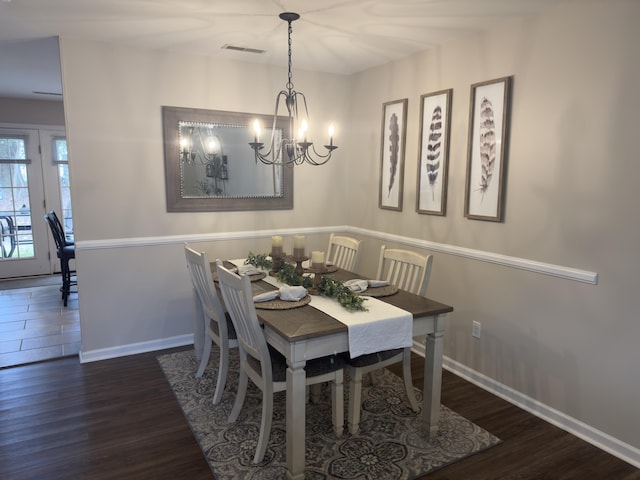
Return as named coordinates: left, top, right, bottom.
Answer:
left=0, top=97, right=65, bottom=125
left=58, top=0, right=640, bottom=464
left=345, top=0, right=640, bottom=460
left=58, top=39, right=351, bottom=356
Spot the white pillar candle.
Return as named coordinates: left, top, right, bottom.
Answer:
left=272, top=236, right=283, bottom=255
left=293, top=235, right=305, bottom=249
left=292, top=235, right=305, bottom=258
left=311, top=250, right=325, bottom=265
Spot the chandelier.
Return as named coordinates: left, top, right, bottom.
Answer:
left=249, top=12, right=337, bottom=166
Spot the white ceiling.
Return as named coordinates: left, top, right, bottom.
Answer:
left=0, top=0, right=570, bottom=100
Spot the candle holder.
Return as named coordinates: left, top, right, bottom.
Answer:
left=308, top=263, right=327, bottom=295
left=269, top=249, right=285, bottom=275
left=292, top=235, right=306, bottom=260
left=291, top=252, right=308, bottom=276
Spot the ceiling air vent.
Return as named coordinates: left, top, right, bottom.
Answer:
left=221, top=44, right=265, bottom=55
left=32, top=91, right=63, bottom=96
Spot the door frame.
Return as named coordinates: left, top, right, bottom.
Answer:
left=0, top=123, right=68, bottom=279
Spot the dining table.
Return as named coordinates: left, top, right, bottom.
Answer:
left=195, top=261, right=453, bottom=480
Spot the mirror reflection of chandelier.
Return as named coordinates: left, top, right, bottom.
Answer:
left=203, top=136, right=228, bottom=181
left=180, top=126, right=228, bottom=195
left=249, top=12, right=338, bottom=166
left=179, top=127, right=197, bottom=164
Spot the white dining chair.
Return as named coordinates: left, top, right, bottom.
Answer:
left=326, top=233, right=362, bottom=272
left=184, top=243, right=238, bottom=404
left=215, top=260, right=345, bottom=464
left=376, top=245, right=433, bottom=297
left=344, top=244, right=434, bottom=434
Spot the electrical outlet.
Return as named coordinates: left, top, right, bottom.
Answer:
left=472, top=321, right=481, bottom=339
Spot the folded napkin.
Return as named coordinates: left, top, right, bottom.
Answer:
left=253, top=291, right=278, bottom=303
left=238, top=265, right=262, bottom=275
left=368, top=279, right=389, bottom=288
left=279, top=285, right=307, bottom=302
left=344, top=279, right=369, bottom=293
left=301, top=260, right=333, bottom=268
left=222, top=264, right=238, bottom=273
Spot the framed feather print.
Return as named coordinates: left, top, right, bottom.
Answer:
left=417, top=89, right=453, bottom=215
left=464, top=76, right=512, bottom=222
left=379, top=98, right=408, bottom=211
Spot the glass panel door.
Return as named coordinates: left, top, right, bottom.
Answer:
left=0, top=128, right=52, bottom=278
left=53, top=136, right=73, bottom=241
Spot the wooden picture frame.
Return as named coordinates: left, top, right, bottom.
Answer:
left=379, top=98, right=408, bottom=211
left=162, top=106, right=293, bottom=212
left=464, top=76, right=512, bottom=222
left=416, top=89, right=452, bottom=215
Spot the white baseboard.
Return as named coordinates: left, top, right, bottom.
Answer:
left=411, top=340, right=640, bottom=469
left=79, top=334, right=193, bottom=363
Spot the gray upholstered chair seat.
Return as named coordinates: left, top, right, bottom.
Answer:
left=342, top=348, right=401, bottom=368
left=210, top=312, right=237, bottom=340
left=249, top=345, right=345, bottom=382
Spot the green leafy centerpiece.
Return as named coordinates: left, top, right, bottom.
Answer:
left=245, top=251, right=273, bottom=270
left=245, top=252, right=367, bottom=312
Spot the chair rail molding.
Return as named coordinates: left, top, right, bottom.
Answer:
left=75, top=225, right=598, bottom=285
left=347, top=227, right=598, bottom=285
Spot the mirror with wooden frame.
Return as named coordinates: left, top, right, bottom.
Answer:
left=162, top=106, right=293, bottom=211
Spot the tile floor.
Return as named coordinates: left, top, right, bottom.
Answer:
left=0, top=284, right=80, bottom=368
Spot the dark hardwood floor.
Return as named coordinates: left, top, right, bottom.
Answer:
left=1, top=348, right=638, bottom=480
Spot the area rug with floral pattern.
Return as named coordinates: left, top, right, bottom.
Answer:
left=158, top=349, right=500, bottom=480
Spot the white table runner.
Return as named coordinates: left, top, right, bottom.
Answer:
left=232, top=263, right=413, bottom=359
left=306, top=294, right=412, bottom=358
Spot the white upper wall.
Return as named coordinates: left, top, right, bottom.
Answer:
left=59, top=41, right=352, bottom=241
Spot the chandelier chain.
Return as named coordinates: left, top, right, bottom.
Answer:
left=287, top=20, right=293, bottom=91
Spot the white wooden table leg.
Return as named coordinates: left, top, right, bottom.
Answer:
left=286, top=358, right=307, bottom=480
left=422, top=314, right=446, bottom=439
left=193, top=287, right=204, bottom=361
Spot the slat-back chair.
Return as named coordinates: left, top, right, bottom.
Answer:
left=326, top=233, right=362, bottom=272
left=216, top=260, right=345, bottom=464
left=344, top=245, right=434, bottom=434
left=184, top=243, right=237, bottom=404
left=376, top=245, right=433, bottom=297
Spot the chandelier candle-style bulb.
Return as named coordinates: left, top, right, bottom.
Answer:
left=205, top=136, right=221, bottom=158
left=252, top=119, right=261, bottom=143
left=180, top=133, right=196, bottom=163
left=298, top=120, right=308, bottom=142
left=248, top=12, right=338, bottom=166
